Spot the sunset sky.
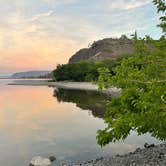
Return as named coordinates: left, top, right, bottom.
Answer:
left=0, top=0, right=162, bottom=75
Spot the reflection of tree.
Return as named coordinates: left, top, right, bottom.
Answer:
left=53, top=89, right=166, bottom=145
left=53, top=89, right=110, bottom=118
left=97, top=108, right=166, bottom=145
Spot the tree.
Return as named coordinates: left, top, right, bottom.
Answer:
left=153, top=0, right=166, bottom=34
left=120, top=34, right=129, bottom=40
left=52, top=60, right=118, bottom=82
left=97, top=0, right=166, bottom=146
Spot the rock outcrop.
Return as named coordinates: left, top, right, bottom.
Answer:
left=69, top=36, right=134, bottom=63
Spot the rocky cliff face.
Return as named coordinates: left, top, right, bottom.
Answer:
left=69, top=37, right=134, bottom=63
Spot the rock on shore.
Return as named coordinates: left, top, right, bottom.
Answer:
left=29, top=156, right=56, bottom=166
left=29, top=156, right=51, bottom=166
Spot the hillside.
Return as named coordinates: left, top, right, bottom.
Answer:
left=69, top=36, right=134, bottom=63
left=11, top=70, right=51, bottom=78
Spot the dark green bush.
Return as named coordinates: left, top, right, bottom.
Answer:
left=52, top=60, right=121, bottom=82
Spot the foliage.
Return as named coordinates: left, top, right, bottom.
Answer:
left=153, top=0, right=166, bottom=34
left=52, top=60, right=120, bottom=82
left=97, top=1, right=166, bottom=146
left=97, top=67, right=112, bottom=90
left=120, top=34, right=129, bottom=39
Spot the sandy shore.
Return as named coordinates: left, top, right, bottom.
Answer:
left=8, top=79, right=121, bottom=96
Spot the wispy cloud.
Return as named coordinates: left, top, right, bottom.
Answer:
left=0, top=0, right=161, bottom=73
left=43, top=0, right=78, bottom=5
left=101, top=0, right=151, bottom=11
left=26, top=10, right=55, bottom=22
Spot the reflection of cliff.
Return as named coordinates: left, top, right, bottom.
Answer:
left=53, top=89, right=110, bottom=118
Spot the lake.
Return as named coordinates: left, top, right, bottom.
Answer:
left=0, top=79, right=162, bottom=166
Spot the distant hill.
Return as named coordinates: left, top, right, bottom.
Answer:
left=0, top=75, right=10, bottom=79
left=11, top=71, right=51, bottom=79
left=69, top=36, right=134, bottom=63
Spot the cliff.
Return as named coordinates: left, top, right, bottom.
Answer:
left=69, top=36, right=134, bottom=63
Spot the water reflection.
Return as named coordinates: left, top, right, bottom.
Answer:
left=0, top=81, right=111, bottom=166
left=0, top=80, right=162, bottom=166
left=97, top=108, right=166, bottom=145
left=54, top=89, right=109, bottom=118
left=54, top=88, right=165, bottom=146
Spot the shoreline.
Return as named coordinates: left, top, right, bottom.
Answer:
left=63, top=143, right=166, bottom=166
left=29, top=143, right=166, bottom=166
left=8, top=79, right=121, bottom=96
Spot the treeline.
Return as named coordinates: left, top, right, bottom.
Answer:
left=52, top=59, right=122, bottom=82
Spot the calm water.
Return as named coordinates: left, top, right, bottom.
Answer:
left=0, top=79, right=161, bottom=166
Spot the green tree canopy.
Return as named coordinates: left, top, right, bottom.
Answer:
left=97, top=0, right=166, bottom=146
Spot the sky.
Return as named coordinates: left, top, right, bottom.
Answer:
left=0, top=0, right=162, bottom=75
